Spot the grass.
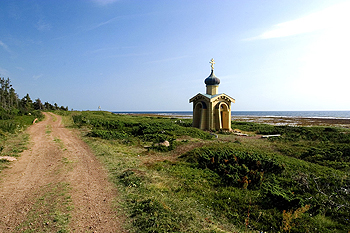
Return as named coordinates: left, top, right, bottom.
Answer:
left=54, top=137, right=66, bottom=150
left=0, top=113, right=42, bottom=174
left=0, top=111, right=44, bottom=134
left=15, top=182, right=73, bottom=233
left=49, top=113, right=58, bottom=122
left=63, top=112, right=350, bottom=232
left=0, top=131, right=29, bottom=173
left=1, top=111, right=348, bottom=232
left=0, top=158, right=10, bottom=173
left=60, top=157, right=74, bottom=172
left=85, top=137, right=240, bottom=232
left=0, top=111, right=76, bottom=232
left=45, top=125, right=52, bottom=135
left=1, top=132, right=29, bottom=158
left=69, top=113, right=262, bottom=232
left=61, top=157, right=73, bottom=164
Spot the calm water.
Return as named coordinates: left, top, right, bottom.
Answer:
left=113, top=111, right=350, bottom=119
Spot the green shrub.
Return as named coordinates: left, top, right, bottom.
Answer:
left=180, top=141, right=350, bottom=232
left=232, top=121, right=350, bottom=171
left=181, top=144, right=284, bottom=189
left=231, top=121, right=276, bottom=134
left=88, top=129, right=128, bottom=140
left=81, top=115, right=350, bottom=232
left=131, top=198, right=181, bottom=233
left=0, top=108, right=14, bottom=120
left=72, top=112, right=212, bottom=150
left=0, top=120, right=17, bottom=133
left=119, top=169, right=143, bottom=187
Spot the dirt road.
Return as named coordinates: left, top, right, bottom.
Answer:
left=0, top=113, right=124, bottom=232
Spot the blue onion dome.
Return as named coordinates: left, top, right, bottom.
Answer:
left=204, top=69, right=220, bottom=85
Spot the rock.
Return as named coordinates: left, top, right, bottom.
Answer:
left=0, top=156, right=17, bottom=161
left=159, top=140, right=170, bottom=147
left=261, top=134, right=281, bottom=138
left=234, top=133, right=248, bottom=136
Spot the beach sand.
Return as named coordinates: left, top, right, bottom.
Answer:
left=232, top=116, right=350, bottom=128
left=125, top=113, right=350, bottom=128
left=120, top=113, right=350, bottom=128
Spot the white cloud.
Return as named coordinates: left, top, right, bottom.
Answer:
left=246, top=1, right=350, bottom=40
left=36, top=19, right=51, bottom=31
left=0, top=40, right=12, bottom=54
left=0, top=67, right=10, bottom=77
left=146, top=56, right=189, bottom=64
left=242, top=1, right=350, bottom=110
left=33, top=74, right=43, bottom=80
left=87, top=16, right=121, bottom=31
left=290, top=5, right=350, bottom=108
left=92, top=0, right=120, bottom=6
left=87, top=12, right=151, bottom=32
left=88, top=46, right=137, bottom=54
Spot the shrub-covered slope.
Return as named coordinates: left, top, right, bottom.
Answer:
left=72, top=111, right=349, bottom=232
left=232, top=121, right=350, bottom=171
left=72, top=111, right=212, bottom=150
left=181, top=143, right=349, bottom=232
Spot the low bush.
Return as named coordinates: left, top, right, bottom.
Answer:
left=88, top=129, right=128, bottom=140
left=180, top=142, right=350, bottom=232
left=76, top=113, right=350, bottom=232
left=181, top=144, right=284, bottom=189
left=0, top=112, right=43, bottom=134
left=73, top=111, right=212, bottom=150
left=0, top=108, right=14, bottom=120
left=232, top=121, right=350, bottom=171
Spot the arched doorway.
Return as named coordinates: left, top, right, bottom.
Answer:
left=218, top=102, right=230, bottom=130
left=193, top=102, right=207, bottom=130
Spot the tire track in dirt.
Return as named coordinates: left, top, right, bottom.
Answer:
left=0, top=113, right=124, bottom=232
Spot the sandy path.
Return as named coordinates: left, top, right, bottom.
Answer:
left=0, top=112, right=124, bottom=232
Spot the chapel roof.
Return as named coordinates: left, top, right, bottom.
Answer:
left=189, top=93, right=235, bottom=103
left=204, top=58, right=220, bottom=85
left=204, top=69, right=220, bottom=85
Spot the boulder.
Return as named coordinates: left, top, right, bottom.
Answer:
left=159, top=140, right=170, bottom=147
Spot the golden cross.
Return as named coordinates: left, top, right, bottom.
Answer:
left=209, top=58, right=215, bottom=70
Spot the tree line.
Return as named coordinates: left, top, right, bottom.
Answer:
left=0, top=76, right=68, bottom=116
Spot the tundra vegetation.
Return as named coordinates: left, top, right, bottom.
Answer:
left=0, top=75, right=348, bottom=232
left=67, top=111, right=350, bottom=233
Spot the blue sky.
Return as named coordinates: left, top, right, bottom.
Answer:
left=1, top=0, right=349, bottom=111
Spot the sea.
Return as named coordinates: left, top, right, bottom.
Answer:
left=113, top=111, right=350, bottom=119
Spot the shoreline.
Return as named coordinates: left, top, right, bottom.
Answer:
left=119, top=113, right=350, bottom=127
left=232, top=116, right=350, bottom=127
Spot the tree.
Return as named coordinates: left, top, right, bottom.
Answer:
left=0, top=76, right=68, bottom=114
left=33, top=98, right=43, bottom=110
left=20, top=93, right=33, bottom=113
left=9, top=87, right=19, bottom=109
left=44, top=102, right=52, bottom=110
left=0, top=77, right=18, bottom=110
